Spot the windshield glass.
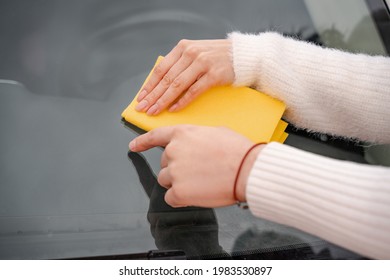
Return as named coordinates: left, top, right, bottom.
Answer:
left=305, top=0, right=387, bottom=55
left=0, top=0, right=387, bottom=260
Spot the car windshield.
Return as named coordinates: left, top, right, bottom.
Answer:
left=0, top=0, right=388, bottom=260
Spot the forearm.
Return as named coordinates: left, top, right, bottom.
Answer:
left=229, top=32, right=390, bottom=144
left=246, top=142, right=390, bottom=259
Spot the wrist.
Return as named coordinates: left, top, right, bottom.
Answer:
left=235, top=144, right=265, bottom=202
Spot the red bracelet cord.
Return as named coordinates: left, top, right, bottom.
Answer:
left=233, top=143, right=265, bottom=203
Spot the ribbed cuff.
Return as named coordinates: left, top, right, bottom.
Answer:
left=228, top=32, right=266, bottom=87
left=246, top=142, right=390, bottom=259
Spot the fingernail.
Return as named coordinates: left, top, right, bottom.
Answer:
left=135, top=100, right=148, bottom=111
left=146, top=104, right=159, bottom=115
left=169, top=104, right=178, bottom=112
left=137, top=89, right=147, bottom=101
left=129, top=140, right=136, bottom=151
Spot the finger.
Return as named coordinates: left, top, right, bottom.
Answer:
left=165, top=188, right=187, bottom=208
left=129, top=126, right=176, bottom=152
left=151, top=62, right=205, bottom=115
left=142, top=56, right=193, bottom=115
left=137, top=47, right=182, bottom=102
left=157, top=167, right=172, bottom=189
left=160, top=151, right=168, bottom=168
left=169, top=74, right=212, bottom=112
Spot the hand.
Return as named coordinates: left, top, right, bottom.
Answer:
left=135, top=39, right=234, bottom=115
left=129, top=125, right=263, bottom=208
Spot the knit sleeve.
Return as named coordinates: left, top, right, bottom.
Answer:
left=228, top=32, right=390, bottom=144
left=246, top=142, right=390, bottom=259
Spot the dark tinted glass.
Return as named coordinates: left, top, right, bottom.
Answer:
left=0, top=0, right=384, bottom=259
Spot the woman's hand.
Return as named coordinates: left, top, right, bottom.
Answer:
left=135, top=39, right=234, bottom=115
left=129, top=125, right=263, bottom=208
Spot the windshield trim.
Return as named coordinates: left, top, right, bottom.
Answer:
left=366, top=0, right=390, bottom=54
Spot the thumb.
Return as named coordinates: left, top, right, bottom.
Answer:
left=129, top=126, right=176, bottom=152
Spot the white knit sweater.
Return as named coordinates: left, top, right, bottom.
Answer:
left=229, top=32, right=390, bottom=259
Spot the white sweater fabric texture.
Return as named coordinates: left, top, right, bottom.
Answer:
left=229, top=32, right=390, bottom=259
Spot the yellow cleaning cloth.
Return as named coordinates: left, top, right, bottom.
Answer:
left=270, top=120, right=288, bottom=142
left=121, top=56, right=288, bottom=143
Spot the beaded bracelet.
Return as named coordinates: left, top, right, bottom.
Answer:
left=233, top=143, right=265, bottom=209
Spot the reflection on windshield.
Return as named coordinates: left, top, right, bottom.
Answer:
left=304, top=0, right=387, bottom=55
left=128, top=152, right=228, bottom=259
